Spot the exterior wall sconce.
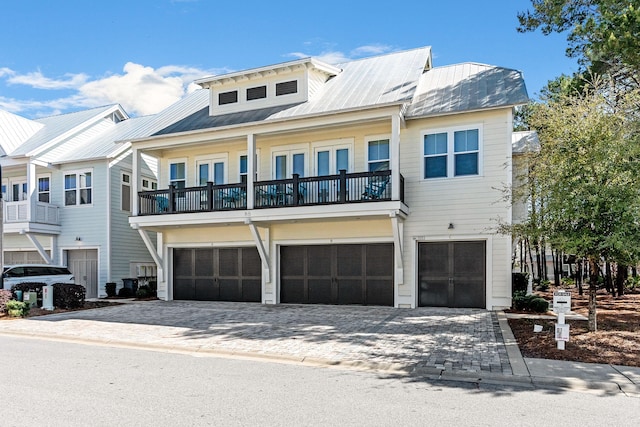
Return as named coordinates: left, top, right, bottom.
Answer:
left=75, top=237, right=81, bottom=241
left=448, top=223, right=454, bottom=230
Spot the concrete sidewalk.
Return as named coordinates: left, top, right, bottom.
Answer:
left=0, top=300, right=638, bottom=396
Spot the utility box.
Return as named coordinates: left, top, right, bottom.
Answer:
left=42, top=285, right=54, bottom=310
left=23, top=292, right=38, bottom=308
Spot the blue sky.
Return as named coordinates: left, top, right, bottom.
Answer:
left=0, top=0, right=578, bottom=119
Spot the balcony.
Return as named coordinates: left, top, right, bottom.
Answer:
left=137, top=170, right=404, bottom=216
left=3, top=200, right=60, bottom=225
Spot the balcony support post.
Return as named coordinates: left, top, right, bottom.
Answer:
left=245, top=219, right=271, bottom=288
left=391, top=113, right=401, bottom=201
left=23, top=232, right=53, bottom=264
left=390, top=212, right=404, bottom=287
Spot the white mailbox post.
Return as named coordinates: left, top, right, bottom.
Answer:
left=553, top=291, right=572, bottom=350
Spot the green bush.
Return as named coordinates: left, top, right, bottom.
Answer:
left=537, top=280, right=550, bottom=292
left=560, top=277, right=575, bottom=288
left=105, top=282, right=117, bottom=297
left=136, top=287, right=149, bottom=298
left=0, top=289, right=13, bottom=313
left=512, top=292, right=549, bottom=313
left=5, top=300, right=30, bottom=317
left=52, top=283, right=86, bottom=309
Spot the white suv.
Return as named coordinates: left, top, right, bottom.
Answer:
left=1, top=264, right=75, bottom=290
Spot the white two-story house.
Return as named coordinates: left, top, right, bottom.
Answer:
left=0, top=105, right=174, bottom=297
left=128, top=46, right=529, bottom=309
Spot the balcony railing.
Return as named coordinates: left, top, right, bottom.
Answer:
left=3, top=200, right=60, bottom=225
left=137, top=170, right=403, bottom=216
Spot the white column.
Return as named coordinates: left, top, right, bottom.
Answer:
left=391, top=114, right=401, bottom=200
left=27, top=162, right=37, bottom=221
left=247, top=133, right=256, bottom=209
left=132, top=148, right=139, bottom=215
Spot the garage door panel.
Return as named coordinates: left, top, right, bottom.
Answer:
left=337, top=279, right=364, bottom=305
left=453, top=242, right=485, bottom=277
left=242, top=280, right=262, bottom=301
left=242, top=248, right=262, bottom=276
left=195, top=278, right=218, bottom=300
left=337, top=245, right=362, bottom=276
left=281, top=278, right=305, bottom=303
left=419, top=279, right=449, bottom=307
left=419, top=243, right=449, bottom=277
left=174, top=250, right=193, bottom=276
left=174, top=278, right=194, bottom=300
left=280, top=247, right=304, bottom=276
left=366, top=244, right=393, bottom=276
left=194, top=249, right=214, bottom=276
left=219, top=249, right=238, bottom=276
left=308, top=246, right=332, bottom=276
left=367, top=279, right=394, bottom=306
left=219, top=279, right=241, bottom=301
left=308, top=279, right=332, bottom=304
left=453, top=279, right=485, bottom=308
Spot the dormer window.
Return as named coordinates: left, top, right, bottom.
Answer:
left=247, top=85, right=267, bottom=101
left=276, top=80, right=298, bottom=96
left=218, top=90, right=238, bottom=105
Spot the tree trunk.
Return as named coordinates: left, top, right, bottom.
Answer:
left=577, top=259, right=584, bottom=296
left=605, top=262, right=613, bottom=294
left=553, top=249, right=561, bottom=286
left=588, top=257, right=599, bottom=332
left=616, top=264, right=627, bottom=297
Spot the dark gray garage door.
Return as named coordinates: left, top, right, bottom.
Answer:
left=418, top=241, right=486, bottom=308
left=280, top=244, right=393, bottom=306
left=173, top=247, right=261, bottom=301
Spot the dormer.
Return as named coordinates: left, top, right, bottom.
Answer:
left=195, top=58, right=342, bottom=116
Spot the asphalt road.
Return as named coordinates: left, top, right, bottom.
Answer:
left=0, top=336, right=636, bottom=426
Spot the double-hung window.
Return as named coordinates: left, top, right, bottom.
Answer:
left=169, top=161, right=186, bottom=188
left=64, top=171, right=92, bottom=206
left=38, top=177, right=50, bottom=203
left=367, top=138, right=390, bottom=172
left=121, top=173, right=131, bottom=212
left=423, top=127, right=481, bottom=179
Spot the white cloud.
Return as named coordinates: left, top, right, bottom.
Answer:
left=7, top=71, right=88, bottom=89
left=287, top=43, right=394, bottom=65
left=0, top=62, right=223, bottom=117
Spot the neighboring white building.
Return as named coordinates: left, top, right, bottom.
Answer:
left=127, top=46, right=529, bottom=310
left=0, top=105, right=176, bottom=297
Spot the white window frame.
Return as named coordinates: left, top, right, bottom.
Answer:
left=63, top=169, right=93, bottom=206
left=365, top=135, right=390, bottom=172
left=312, top=139, right=354, bottom=176
left=271, top=145, right=309, bottom=179
left=121, top=171, right=131, bottom=212
left=238, top=149, right=260, bottom=183
left=421, top=124, right=483, bottom=180
left=8, top=178, right=27, bottom=202
left=195, top=154, right=229, bottom=186
left=37, top=174, right=52, bottom=203
left=168, top=158, right=187, bottom=188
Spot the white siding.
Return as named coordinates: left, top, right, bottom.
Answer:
left=399, top=109, right=513, bottom=309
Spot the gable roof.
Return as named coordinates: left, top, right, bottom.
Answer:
left=406, top=63, right=529, bottom=118
left=152, top=47, right=432, bottom=136
left=6, top=105, right=126, bottom=157
left=0, top=109, right=45, bottom=155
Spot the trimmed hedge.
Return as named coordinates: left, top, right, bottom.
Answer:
left=512, top=291, right=549, bottom=313
left=52, top=283, right=85, bottom=309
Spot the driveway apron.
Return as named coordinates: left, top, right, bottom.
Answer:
left=0, top=301, right=511, bottom=375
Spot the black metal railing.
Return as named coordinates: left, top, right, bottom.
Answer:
left=137, top=170, right=403, bottom=215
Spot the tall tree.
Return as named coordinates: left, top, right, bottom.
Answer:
left=518, top=0, right=640, bottom=72
left=528, top=81, right=640, bottom=331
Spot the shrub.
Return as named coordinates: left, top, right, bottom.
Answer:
left=105, top=282, right=117, bottom=297
left=0, top=290, right=13, bottom=313
left=5, top=300, right=30, bottom=317
left=512, top=273, right=528, bottom=295
left=512, top=292, right=549, bottom=313
left=52, top=283, right=86, bottom=309
left=118, top=287, right=133, bottom=298
left=136, top=287, right=149, bottom=299
left=148, top=281, right=157, bottom=297
left=560, top=277, right=575, bottom=288
left=537, top=280, right=550, bottom=292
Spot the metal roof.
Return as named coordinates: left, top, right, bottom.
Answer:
left=405, top=63, right=529, bottom=118
left=0, top=110, right=44, bottom=156
left=8, top=105, right=123, bottom=157
left=152, top=47, right=432, bottom=136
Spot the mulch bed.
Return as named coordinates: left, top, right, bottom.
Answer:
left=508, top=289, right=640, bottom=367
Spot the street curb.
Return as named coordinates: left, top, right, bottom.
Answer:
left=2, top=328, right=637, bottom=396
left=496, top=311, right=530, bottom=376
